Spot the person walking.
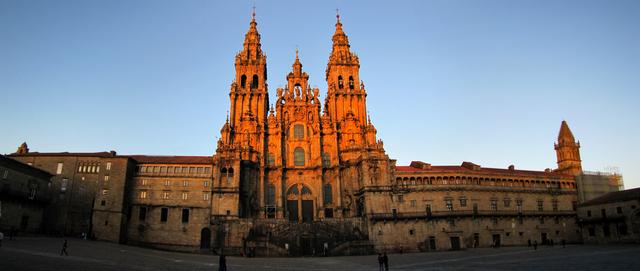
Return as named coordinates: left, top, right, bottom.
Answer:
left=377, top=253, right=384, bottom=271
left=533, top=240, right=537, bottom=250
left=218, top=254, right=227, bottom=271
left=60, top=239, right=69, bottom=256
left=383, top=252, right=389, bottom=271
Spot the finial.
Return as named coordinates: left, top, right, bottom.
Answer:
left=251, top=6, right=256, bottom=22
left=295, top=46, right=299, bottom=59
left=336, top=9, right=340, bottom=23
left=226, top=111, right=229, bottom=123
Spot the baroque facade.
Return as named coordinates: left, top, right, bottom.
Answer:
left=7, top=14, right=620, bottom=255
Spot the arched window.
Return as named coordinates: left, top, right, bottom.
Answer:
left=293, top=124, right=304, bottom=139
left=266, top=184, right=276, bottom=205
left=294, top=147, right=305, bottom=166
left=323, top=184, right=333, bottom=204
left=240, top=75, right=247, bottom=88
left=349, top=76, right=354, bottom=90
left=338, top=76, right=344, bottom=89
left=267, top=153, right=276, bottom=166
left=322, top=153, right=331, bottom=167
left=251, top=74, right=259, bottom=89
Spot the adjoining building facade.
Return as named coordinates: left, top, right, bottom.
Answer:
left=7, top=13, right=621, bottom=255
left=0, top=154, right=53, bottom=234
left=578, top=187, right=640, bottom=244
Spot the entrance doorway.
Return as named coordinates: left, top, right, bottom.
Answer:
left=450, top=237, right=461, bottom=250
left=492, top=234, right=501, bottom=247
left=541, top=232, right=548, bottom=245
left=200, top=228, right=211, bottom=249
left=286, top=184, right=314, bottom=223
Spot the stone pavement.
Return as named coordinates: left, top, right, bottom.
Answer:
left=0, top=237, right=639, bottom=270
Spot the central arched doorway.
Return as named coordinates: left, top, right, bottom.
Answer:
left=287, top=184, right=314, bottom=223
left=200, top=228, right=211, bottom=249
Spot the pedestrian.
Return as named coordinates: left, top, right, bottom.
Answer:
left=533, top=240, right=537, bottom=250
left=0, top=231, right=4, bottom=247
left=218, top=253, right=227, bottom=271
left=323, top=242, right=329, bottom=256
left=527, top=239, right=531, bottom=247
left=562, top=239, right=566, bottom=248
left=60, top=239, right=69, bottom=256
left=285, top=243, right=289, bottom=256
left=383, top=252, right=389, bottom=271
left=377, top=253, right=384, bottom=271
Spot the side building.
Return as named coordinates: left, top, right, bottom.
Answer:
left=0, top=154, right=53, bottom=234
left=578, top=187, right=640, bottom=244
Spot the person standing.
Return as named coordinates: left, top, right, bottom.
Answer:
left=533, top=240, right=537, bottom=250
left=218, top=254, right=226, bottom=271
left=383, top=252, right=389, bottom=271
left=377, top=253, right=384, bottom=271
left=0, top=231, right=4, bottom=247
left=60, top=239, right=69, bottom=256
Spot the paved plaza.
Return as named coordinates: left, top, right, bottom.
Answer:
left=0, top=237, right=639, bottom=271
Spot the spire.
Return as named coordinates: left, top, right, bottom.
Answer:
left=16, top=142, right=29, bottom=154
left=558, top=120, right=576, bottom=144
left=238, top=7, right=262, bottom=62
left=292, top=48, right=302, bottom=74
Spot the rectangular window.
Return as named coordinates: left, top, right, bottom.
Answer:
left=445, top=199, right=453, bottom=211
left=106, top=162, right=111, bottom=170
left=160, top=166, right=167, bottom=174
left=160, top=208, right=168, bottom=222
left=397, top=195, right=404, bottom=203
left=410, top=200, right=417, bottom=207
left=197, top=167, right=204, bottom=174
left=153, top=166, right=160, bottom=173
left=56, top=163, right=63, bottom=174
left=168, top=167, right=174, bottom=174
left=459, top=197, right=467, bottom=207
left=537, top=200, right=544, bottom=211
left=182, top=208, right=190, bottom=223
left=175, top=167, right=181, bottom=174
left=572, top=201, right=577, bottom=211
left=426, top=204, right=432, bottom=217
left=139, top=207, right=147, bottom=221
left=165, top=180, right=171, bottom=186
left=516, top=199, right=523, bottom=213
left=182, top=192, right=188, bottom=200
left=552, top=199, right=558, bottom=211
left=473, top=203, right=478, bottom=215
left=183, top=180, right=189, bottom=187
left=61, top=178, right=68, bottom=192
left=490, top=199, right=498, bottom=211
left=504, top=198, right=511, bottom=207
left=294, top=124, right=304, bottom=139
left=102, top=189, right=109, bottom=196
left=141, top=179, right=148, bottom=186
left=163, top=191, right=170, bottom=199
left=140, top=190, right=148, bottom=199
left=104, top=175, right=110, bottom=186
left=203, top=192, right=209, bottom=201
left=204, top=181, right=209, bottom=187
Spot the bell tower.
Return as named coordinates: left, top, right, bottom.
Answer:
left=324, top=12, right=368, bottom=127
left=224, top=9, right=269, bottom=161
left=555, top=120, right=582, bottom=176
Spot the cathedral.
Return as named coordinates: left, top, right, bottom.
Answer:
left=6, top=12, right=620, bottom=256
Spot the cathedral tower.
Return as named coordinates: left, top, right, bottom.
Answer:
left=324, top=13, right=368, bottom=129
left=555, top=120, right=582, bottom=176
left=222, top=10, right=269, bottom=161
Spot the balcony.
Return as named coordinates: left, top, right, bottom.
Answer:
left=368, top=209, right=576, bottom=222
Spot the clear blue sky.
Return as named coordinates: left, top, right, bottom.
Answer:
left=1, top=0, right=638, bottom=188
